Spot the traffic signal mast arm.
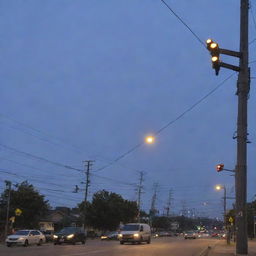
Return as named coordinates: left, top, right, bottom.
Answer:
left=219, top=62, right=240, bottom=72
left=206, top=39, right=241, bottom=75
left=219, top=48, right=241, bottom=72
left=222, top=168, right=235, bottom=173
left=219, top=48, right=242, bottom=58
left=216, top=163, right=235, bottom=173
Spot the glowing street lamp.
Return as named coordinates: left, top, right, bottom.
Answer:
left=145, top=135, right=155, bottom=144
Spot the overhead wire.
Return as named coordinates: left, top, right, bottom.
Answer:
left=95, top=73, right=236, bottom=172
left=159, top=0, right=205, bottom=48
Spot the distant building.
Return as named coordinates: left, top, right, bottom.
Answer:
left=39, top=207, right=80, bottom=231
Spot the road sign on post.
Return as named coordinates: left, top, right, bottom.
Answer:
left=15, top=208, right=22, bottom=216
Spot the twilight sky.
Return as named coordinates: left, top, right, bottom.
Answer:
left=1, top=0, right=256, bottom=219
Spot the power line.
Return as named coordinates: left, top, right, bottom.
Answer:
left=160, top=0, right=205, bottom=47
left=0, top=143, right=84, bottom=173
left=95, top=73, right=235, bottom=172
left=155, top=73, right=235, bottom=134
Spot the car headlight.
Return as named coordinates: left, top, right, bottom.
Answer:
left=53, top=235, right=58, bottom=239
left=101, top=236, right=107, bottom=239
left=118, top=234, right=123, bottom=238
left=18, top=237, right=25, bottom=240
left=133, top=233, right=139, bottom=238
left=67, top=234, right=74, bottom=239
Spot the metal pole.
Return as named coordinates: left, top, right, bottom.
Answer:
left=235, top=0, right=249, bottom=254
left=224, top=186, right=227, bottom=227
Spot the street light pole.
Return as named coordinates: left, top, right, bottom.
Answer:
left=223, top=186, right=227, bottom=228
left=4, top=181, right=11, bottom=238
left=236, top=0, right=249, bottom=255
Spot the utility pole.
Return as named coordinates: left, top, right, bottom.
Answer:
left=136, top=171, right=144, bottom=222
left=82, top=160, right=94, bottom=230
left=235, top=0, right=249, bottom=254
left=206, top=1, right=249, bottom=254
left=149, top=183, right=158, bottom=224
left=166, top=189, right=173, bottom=217
left=4, top=180, right=11, bottom=238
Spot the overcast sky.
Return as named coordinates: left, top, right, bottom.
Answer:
left=1, top=0, right=256, bottom=219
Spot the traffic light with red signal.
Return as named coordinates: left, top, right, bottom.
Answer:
left=216, top=164, right=224, bottom=172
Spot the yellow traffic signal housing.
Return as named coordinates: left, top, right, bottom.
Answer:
left=206, top=39, right=220, bottom=75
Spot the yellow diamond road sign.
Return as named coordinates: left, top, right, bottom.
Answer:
left=229, top=217, right=234, bottom=223
left=15, top=208, right=22, bottom=216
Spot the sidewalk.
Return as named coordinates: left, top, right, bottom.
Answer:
left=208, top=240, right=256, bottom=256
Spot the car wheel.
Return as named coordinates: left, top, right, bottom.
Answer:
left=147, top=238, right=151, bottom=244
left=6, top=242, right=12, bottom=247
left=120, top=241, right=124, bottom=245
left=23, top=240, right=29, bottom=247
left=82, top=239, right=86, bottom=244
left=37, top=239, right=43, bottom=246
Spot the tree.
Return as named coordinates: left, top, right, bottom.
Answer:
left=152, top=216, right=171, bottom=230
left=79, top=190, right=138, bottom=231
left=0, top=181, right=50, bottom=229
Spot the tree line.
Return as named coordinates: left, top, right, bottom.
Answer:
left=0, top=181, right=227, bottom=235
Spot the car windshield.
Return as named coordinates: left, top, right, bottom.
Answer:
left=14, top=230, right=30, bottom=236
left=59, top=227, right=80, bottom=234
left=122, top=225, right=140, bottom=231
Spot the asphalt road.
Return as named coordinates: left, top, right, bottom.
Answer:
left=0, top=237, right=219, bottom=256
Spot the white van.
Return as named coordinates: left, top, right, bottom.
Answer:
left=118, top=223, right=151, bottom=244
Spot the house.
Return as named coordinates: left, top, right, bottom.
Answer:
left=39, top=207, right=80, bottom=231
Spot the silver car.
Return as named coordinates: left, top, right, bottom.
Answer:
left=6, top=230, right=46, bottom=247
left=184, top=231, right=198, bottom=239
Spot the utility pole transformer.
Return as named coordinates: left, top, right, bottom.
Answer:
left=236, top=0, right=249, bottom=254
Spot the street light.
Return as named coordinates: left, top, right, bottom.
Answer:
left=215, top=184, right=228, bottom=243
left=145, top=135, right=155, bottom=144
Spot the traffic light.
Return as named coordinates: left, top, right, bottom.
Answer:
left=216, top=163, right=224, bottom=172
left=206, top=39, right=220, bottom=75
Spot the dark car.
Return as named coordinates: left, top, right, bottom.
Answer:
left=53, top=227, right=86, bottom=245
left=42, top=230, right=54, bottom=242
left=101, top=231, right=118, bottom=240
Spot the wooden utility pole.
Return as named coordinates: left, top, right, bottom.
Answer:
left=136, top=171, right=144, bottom=222
left=83, top=160, right=94, bottom=230
left=235, top=0, right=249, bottom=254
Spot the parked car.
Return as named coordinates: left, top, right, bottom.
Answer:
left=6, top=230, right=45, bottom=247
left=53, top=227, right=86, bottom=245
left=118, top=223, right=151, bottom=244
left=42, top=230, right=54, bottom=242
left=184, top=231, right=198, bottom=239
left=101, top=231, right=118, bottom=240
